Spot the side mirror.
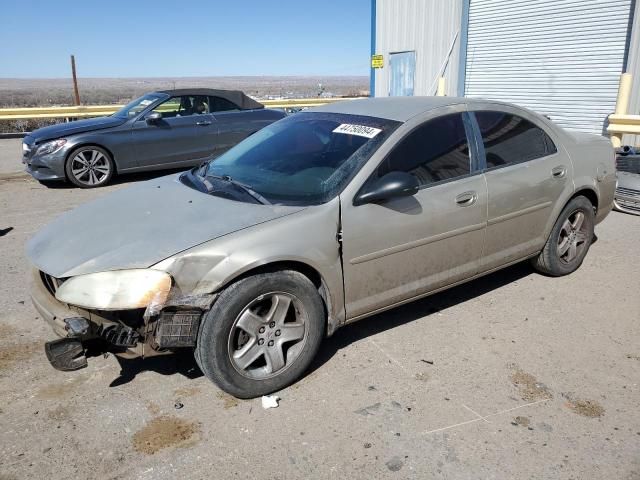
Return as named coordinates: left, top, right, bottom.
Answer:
left=353, top=171, right=419, bottom=206
left=146, top=111, right=162, bottom=124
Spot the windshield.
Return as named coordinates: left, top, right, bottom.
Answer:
left=202, top=112, right=400, bottom=205
left=112, top=93, right=165, bottom=119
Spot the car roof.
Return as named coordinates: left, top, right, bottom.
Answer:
left=312, top=96, right=518, bottom=122
left=154, top=89, right=264, bottom=110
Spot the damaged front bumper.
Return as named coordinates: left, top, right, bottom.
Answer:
left=30, top=268, right=216, bottom=371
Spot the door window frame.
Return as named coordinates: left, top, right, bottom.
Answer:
left=467, top=110, right=559, bottom=173
left=353, top=110, right=483, bottom=204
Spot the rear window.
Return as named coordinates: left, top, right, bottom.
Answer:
left=474, top=111, right=557, bottom=169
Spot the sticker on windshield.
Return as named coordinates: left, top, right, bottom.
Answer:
left=140, top=99, right=153, bottom=106
left=333, top=124, right=382, bottom=139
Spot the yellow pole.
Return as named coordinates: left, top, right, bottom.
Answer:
left=436, top=77, right=446, bottom=96
left=611, top=73, right=633, bottom=147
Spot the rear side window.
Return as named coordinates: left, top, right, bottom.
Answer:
left=377, top=112, right=471, bottom=187
left=210, top=96, right=239, bottom=112
left=474, top=111, right=557, bottom=169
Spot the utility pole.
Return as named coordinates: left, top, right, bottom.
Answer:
left=70, top=55, right=81, bottom=105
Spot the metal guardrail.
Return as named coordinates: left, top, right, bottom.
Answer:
left=608, top=73, right=639, bottom=147
left=0, top=98, right=355, bottom=121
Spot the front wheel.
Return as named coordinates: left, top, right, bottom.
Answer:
left=65, top=146, right=115, bottom=188
left=531, top=196, right=595, bottom=276
left=196, top=271, right=325, bottom=398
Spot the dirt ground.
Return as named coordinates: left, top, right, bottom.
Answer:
left=1, top=147, right=639, bottom=479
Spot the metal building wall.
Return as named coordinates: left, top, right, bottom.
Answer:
left=374, top=0, right=463, bottom=97
left=464, top=0, right=634, bottom=135
left=623, top=0, right=639, bottom=147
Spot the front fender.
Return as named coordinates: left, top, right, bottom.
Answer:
left=154, top=198, right=345, bottom=330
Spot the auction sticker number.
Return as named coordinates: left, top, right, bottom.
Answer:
left=333, top=124, right=382, bottom=139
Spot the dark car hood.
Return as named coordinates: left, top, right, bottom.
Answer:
left=26, top=175, right=305, bottom=278
left=29, top=116, right=127, bottom=143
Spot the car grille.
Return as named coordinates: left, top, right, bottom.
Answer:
left=616, top=155, right=640, bottom=174
left=615, top=186, right=640, bottom=213
left=40, top=271, right=62, bottom=297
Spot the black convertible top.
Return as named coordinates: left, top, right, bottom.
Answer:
left=156, top=88, right=264, bottom=110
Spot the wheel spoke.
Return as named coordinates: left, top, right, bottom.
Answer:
left=235, top=309, right=263, bottom=335
left=90, top=150, right=98, bottom=164
left=88, top=170, right=98, bottom=185
left=74, top=154, right=89, bottom=166
left=279, top=323, right=305, bottom=343
left=264, top=343, right=286, bottom=373
left=575, top=231, right=588, bottom=243
left=94, top=166, right=109, bottom=175
left=233, top=340, right=263, bottom=370
left=72, top=167, right=88, bottom=177
left=571, top=212, right=584, bottom=230
left=560, top=219, right=572, bottom=235
left=558, top=237, right=571, bottom=256
left=567, top=241, right=577, bottom=261
left=266, top=294, right=291, bottom=325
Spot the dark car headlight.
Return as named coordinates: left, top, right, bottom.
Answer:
left=35, top=139, right=67, bottom=156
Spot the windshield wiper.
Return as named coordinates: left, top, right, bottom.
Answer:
left=205, top=174, right=271, bottom=205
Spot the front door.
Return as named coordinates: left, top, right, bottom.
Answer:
left=470, top=110, right=573, bottom=270
left=341, top=111, right=487, bottom=319
left=389, top=51, right=416, bottom=97
left=132, top=95, right=218, bottom=168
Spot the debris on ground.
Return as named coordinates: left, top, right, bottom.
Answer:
left=174, top=402, right=184, bottom=410
left=420, top=359, right=434, bottom=365
left=262, top=395, right=280, bottom=409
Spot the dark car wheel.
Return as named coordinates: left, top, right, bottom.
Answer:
left=531, top=196, right=595, bottom=276
left=196, top=270, right=325, bottom=399
left=65, top=146, right=115, bottom=188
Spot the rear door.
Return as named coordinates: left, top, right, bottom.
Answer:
left=132, top=95, right=217, bottom=168
left=469, top=109, right=573, bottom=270
left=340, top=110, right=488, bottom=319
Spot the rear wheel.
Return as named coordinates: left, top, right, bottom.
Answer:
left=65, top=146, right=115, bottom=188
left=196, top=271, right=325, bottom=398
left=531, top=196, right=595, bottom=276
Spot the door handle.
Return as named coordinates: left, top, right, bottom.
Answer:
left=196, top=120, right=212, bottom=126
left=551, top=166, right=566, bottom=178
left=455, top=191, right=477, bottom=206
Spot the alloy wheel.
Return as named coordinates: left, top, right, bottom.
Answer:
left=557, top=210, right=589, bottom=264
left=228, top=292, right=308, bottom=380
left=70, top=149, right=111, bottom=186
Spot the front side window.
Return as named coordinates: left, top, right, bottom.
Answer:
left=474, top=111, right=557, bottom=168
left=199, top=112, right=400, bottom=205
left=377, top=112, right=471, bottom=187
left=152, top=95, right=210, bottom=118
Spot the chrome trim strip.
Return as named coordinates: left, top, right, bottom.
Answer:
left=487, top=201, right=552, bottom=226
left=349, top=222, right=486, bottom=265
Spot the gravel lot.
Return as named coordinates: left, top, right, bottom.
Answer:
left=1, top=138, right=639, bottom=479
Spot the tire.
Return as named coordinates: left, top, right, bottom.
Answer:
left=196, top=270, right=325, bottom=398
left=65, top=145, right=115, bottom=188
left=531, top=196, right=595, bottom=276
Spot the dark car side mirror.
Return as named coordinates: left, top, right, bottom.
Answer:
left=353, top=171, right=420, bottom=206
left=146, top=112, right=162, bottom=124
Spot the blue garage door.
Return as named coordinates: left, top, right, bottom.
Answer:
left=389, top=51, right=416, bottom=96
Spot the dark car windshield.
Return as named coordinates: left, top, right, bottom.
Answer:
left=200, top=112, right=400, bottom=205
left=112, top=93, right=165, bottom=119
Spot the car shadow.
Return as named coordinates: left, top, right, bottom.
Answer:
left=306, top=261, right=533, bottom=376
left=41, top=167, right=190, bottom=189
left=107, top=261, right=533, bottom=389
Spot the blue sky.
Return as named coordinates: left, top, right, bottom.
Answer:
left=0, top=0, right=371, bottom=78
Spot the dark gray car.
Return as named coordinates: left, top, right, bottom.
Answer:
left=22, top=89, right=286, bottom=187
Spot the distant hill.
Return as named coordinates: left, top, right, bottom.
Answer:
left=0, top=76, right=369, bottom=108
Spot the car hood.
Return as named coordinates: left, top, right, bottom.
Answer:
left=26, top=174, right=305, bottom=278
left=29, top=116, right=127, bottom=143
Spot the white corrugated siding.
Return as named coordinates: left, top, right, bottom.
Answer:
left=465, top=0, right=633, bottom=134
left=375, top=0, right=463, bottom=97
